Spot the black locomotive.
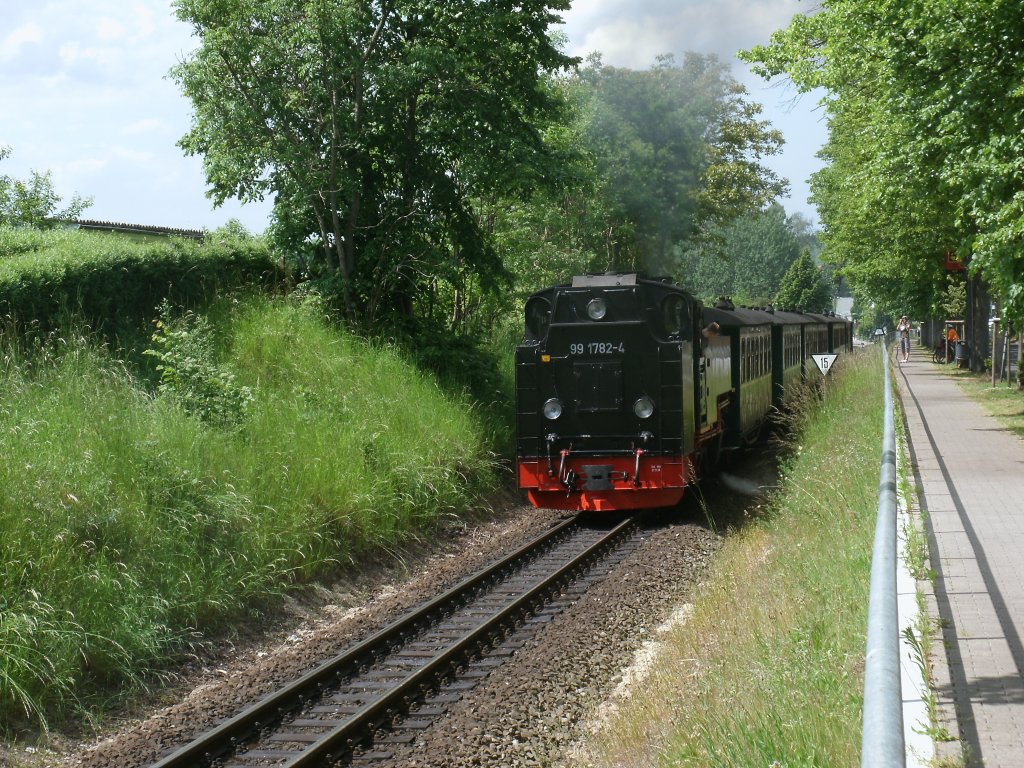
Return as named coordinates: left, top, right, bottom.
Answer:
left=515, top=274, right=852, bottom=511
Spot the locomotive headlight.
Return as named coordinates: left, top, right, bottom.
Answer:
left=633, top=396, right=655, bottom=419
left=542, top=398, right=563, bottom=420
left=586, top=298, right=608, bottom=320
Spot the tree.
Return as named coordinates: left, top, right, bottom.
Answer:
left=171, top=0, right=575, bottom=326
left=774, top=249, right=832, bottom=312
left=468, top=106, right=618, bottom=327
left=676, top=204, right=805, bottom=303
left=742, top=0, right=1024, bottom=368
left=0, top=146, right=92, bottom=228
left=438, top=55, right=792, bottom=334
left=941, top=273, right=967, bottom=321
left=571, top=54, right=787, bottom=274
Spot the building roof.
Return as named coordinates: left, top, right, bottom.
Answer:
left=72, top=219, right=206, bottom=240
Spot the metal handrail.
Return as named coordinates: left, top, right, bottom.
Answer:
left=860, top=338, right=906, bottom=767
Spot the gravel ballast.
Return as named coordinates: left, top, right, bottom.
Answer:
left=13, top=468, right=772, bottom=768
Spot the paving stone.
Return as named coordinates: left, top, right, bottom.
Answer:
left=898, top=349, right=1024, bottom=768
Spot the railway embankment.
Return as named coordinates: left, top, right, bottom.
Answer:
left=0, top=289, right=504, bottom=755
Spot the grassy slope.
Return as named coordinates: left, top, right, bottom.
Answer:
left=583, top=347, right=882, bottom=767
left=941, top=366, right=1024, bottom=437
left=0, top=295, right=497, bottom=731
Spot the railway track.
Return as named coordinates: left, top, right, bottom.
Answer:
left=149, top=514, right=645, bottom=768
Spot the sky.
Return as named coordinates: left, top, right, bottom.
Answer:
left=0, top=0, right=828, bottom=234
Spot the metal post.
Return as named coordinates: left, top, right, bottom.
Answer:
left=967, top=266, right=974, bottom=370
left=992, top=319, right=999, bottom=387
left=861, top=338, right=906, bottom=767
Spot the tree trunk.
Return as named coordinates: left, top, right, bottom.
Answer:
left=968, top=269, right=990, bottom=372
left=1017, top=330, right=1024, bottom=391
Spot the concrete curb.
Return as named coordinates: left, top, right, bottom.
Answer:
left=895, top=353, right=963, bottom=767
left=897, top=441, right=938, bottom=767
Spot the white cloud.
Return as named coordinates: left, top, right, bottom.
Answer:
left=122, top=118, right=162, bottom=136
left=63, top=157, right=109, bottom=176
left=57, top=41, right=79, bottom=63
left=96, top=18, right=127, bottom=42
left=39, top=72, right=70, bottom=90
left=1, top=22, right=44, bottom=60
left=131, top=2, right=158, bottom=39
left=57, top=41, right=134, bottom=79
left=112, top=147, right=156, bottom=164
left=571, top=18, right=676, bottom=69
left=0, top=1, right=270, bottom=231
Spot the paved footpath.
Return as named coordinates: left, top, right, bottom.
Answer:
left=897, top=347, right=1024, bottom=767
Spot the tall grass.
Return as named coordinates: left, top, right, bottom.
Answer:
left=224, top=295, right=496, bottom=550
left=0, top=294, right=496, bottom=732
left=583, top=348, right=882, bottom=767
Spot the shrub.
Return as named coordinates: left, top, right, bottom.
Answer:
left=406, top=325, right=509, bottom=407
left=144, top=301, right=253, bottom=426
left=0, top=227, right=280, bottom=340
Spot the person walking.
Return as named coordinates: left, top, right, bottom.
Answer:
left=897, top=315, right=911, bottom=362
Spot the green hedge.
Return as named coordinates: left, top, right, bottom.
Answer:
left=0, top=227, right=281, bottom=334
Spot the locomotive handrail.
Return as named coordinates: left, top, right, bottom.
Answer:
left=860, top=337, right=906, bottom=767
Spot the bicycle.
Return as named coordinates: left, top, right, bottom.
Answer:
left=933, top=341, right=954, bottom=364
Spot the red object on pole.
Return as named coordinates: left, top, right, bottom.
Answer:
left=945, top=251, right=965, bottom=272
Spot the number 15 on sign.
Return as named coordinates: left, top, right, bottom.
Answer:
left=812, top=354, right=838, bottom=376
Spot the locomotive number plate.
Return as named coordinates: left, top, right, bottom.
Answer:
left=569, top=341, right=625, bottom=355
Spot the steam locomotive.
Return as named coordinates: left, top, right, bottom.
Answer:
left=515, top=274, right=852, bottom=511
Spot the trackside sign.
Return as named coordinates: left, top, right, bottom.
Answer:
left=812, top=354, right=838, bottom=376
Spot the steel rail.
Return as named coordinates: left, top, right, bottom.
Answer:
left=283, top=516, right=637, bottom=767
left=860, top=336, right=906, bottom=767
left=150, top=515, right=583, bottom=768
